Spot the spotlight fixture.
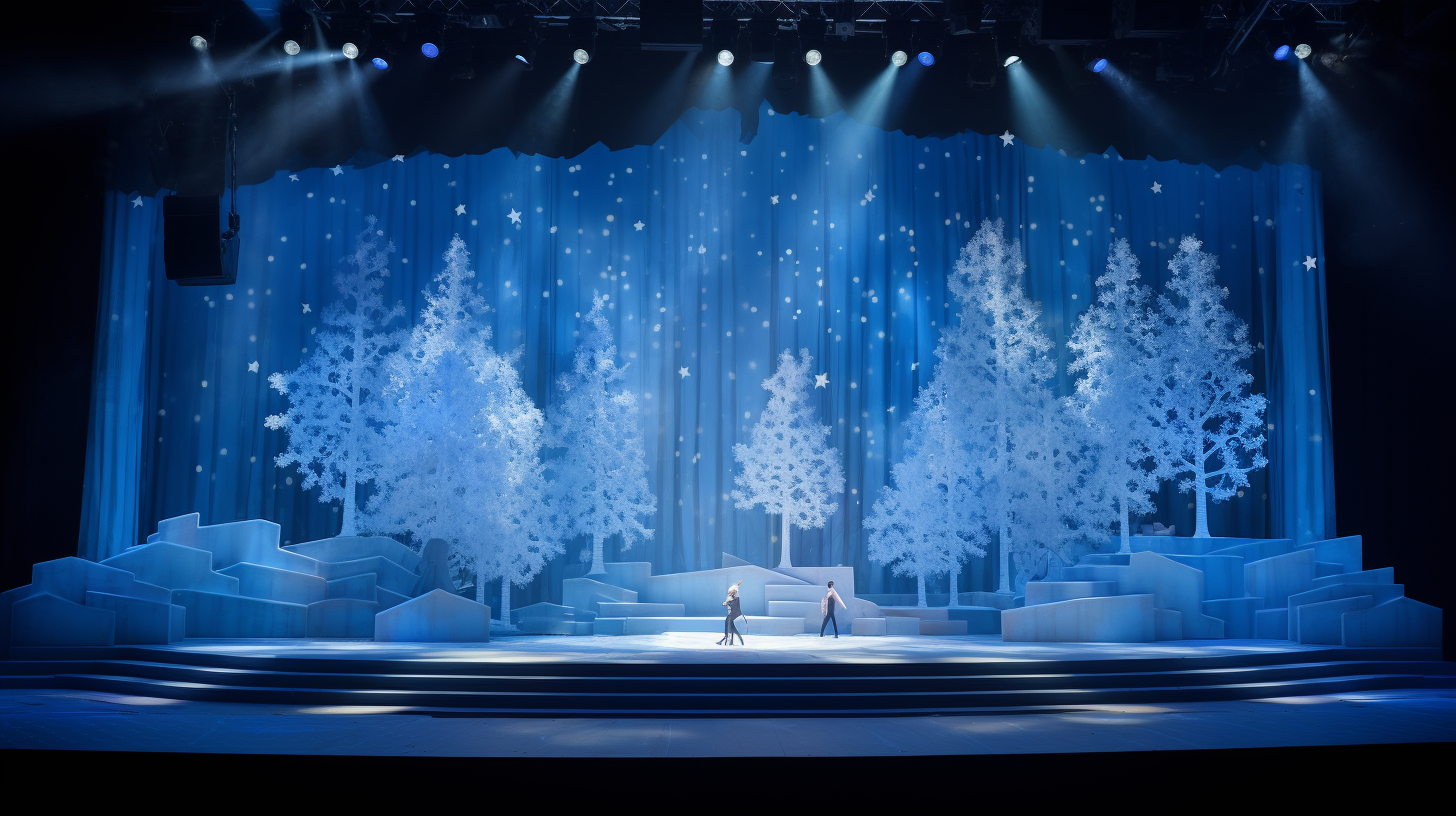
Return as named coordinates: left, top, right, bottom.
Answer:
left=190, top=35, right=208, bottom=51
left=283, top=39, right=301, bottom=56
left=1003, top=54, right=1021, bottom=67
left=1273, top=44, right=1290, bottom=60
left=718, top=50, right=735, bottom=66
left=371, top=57, right=388, bottom=70
left=573, top=49, right=591, bottom=65
left=805, top=49, right=822, bottom=66
left=569, top=15, right=596, bottom=65
left=886, top=19, right=911, bottom=67
left=1294, top=43, right=1312, bottom=60
left=421, top=42, right=439, bottom=59
left=342, top=42, right=359, bottom=59
left=511, top=18, right=541, bottom=69
left=917, top=51, right=935, bottom=67
left=891, top=50, right=908, bottom=67
left=1088, top=58, right=1108, bottom=73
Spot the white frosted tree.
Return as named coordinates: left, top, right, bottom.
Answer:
left=732, top=348, right=845, bottom=569
left=1153, top=236, right=1268, bottom=538
left=366, top=235, right=558, bottom=618
left=867, top=380, right=986, bottom=607
left=1067, top=238, right=1165, bottom=553
left=547, top=293, right=656, bottom=576
left=938, top=220, right=1087, bottom=593
left=265, top=216, right=405, bottom=535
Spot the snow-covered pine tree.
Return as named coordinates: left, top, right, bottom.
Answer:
left=732, top=348, right=845, bottom=569
left=939, top=220, right=1080, bottom=593
left=1153, top=236, right=1268, bottom=538
left=1067, top=238, right=1165, bottom=553
left=546, top=293, right=656, bottom=576
left=366, top=235, right=558, bottom=613
left=265, top=216, right=405, bottom=535
left=866, top=380, right=986, bottom=607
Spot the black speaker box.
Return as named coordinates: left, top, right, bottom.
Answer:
left=163, top=194, right=238, bottom=286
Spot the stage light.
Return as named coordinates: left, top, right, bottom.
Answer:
left=342, top=42, right=359, bottom=59
left=1273, top=44, right=1290, bottom=60
left=421, top=42, right=439, bottom=58
left=805, top=49, right=822, bottom=66
left=1294, top=43, right=1312, bottom=60
left=190, top=35, right=208, bottom=51
left=283, top=39, right=301, bottom=56
left=917, top=51, right=935, bottom=67
left=1089, top=58, right=1108, bottom=73
left=1004, top=55, right=1021, bottom=67
left=371, top=57, right=388, bottom=70
left=569, top=15, right=596, bottom=65
left=572, top=48, right=591, bottom=65
left=891, top=50, right=908, bottom=67
left=511, top=18, right=541, bottom=69
left=718, top=49, right=734, bottom=66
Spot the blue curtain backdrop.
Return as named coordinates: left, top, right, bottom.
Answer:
left=80, top=102, right=1334, bottom=602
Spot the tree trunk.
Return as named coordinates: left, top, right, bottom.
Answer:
left=588, top=533, right=606, bottom=575
left=947, top=563, right=960, bottom=607
left=499, top=579, right=511, bottom=626
left=475, top=570, right=485, bottom=604
left=916, top=574, right=927, bottom=608
left=340, top=474, right=357, bottom=536
left=997, top=521, right=1013, bottom=594
left=1194, top=473, right=1210, bottom=538
left=341, top=322, right=365, bottom=537
left=1119, top=488, right=1132, bottom=554
left=778, top=514, right=793, bottom=569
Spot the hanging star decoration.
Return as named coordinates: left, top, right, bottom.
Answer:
left=507, top=208, right=522, bottom=224
left=814, top=372, right=829, bottom=389
left=865, top=189, right=875, bottom=203
left=911, top=361, right=919, bottom=370
left=770, top=195, right=779, bottom=205
left=301, top=303, right=311, bottom=314
left=330, top=165, right=343, bottom=176
left=131, top=196, right=144, bottom=208
left=1151, top=181, right=1162, bottom=193
left=392, top=154, right=404, bottom=162
left=634, top=220, right=645, bottom=231
left=1000, top=131, right=1015, bottom=147
left=247, top=361, right=259, bottom=373
left=288, top=174, right=299, bottom=182
left=678, top=366, right=691, bottom=379
left=455, top=204, right=466, bottom=216
left=1303, top=255, right=1317, bottom=271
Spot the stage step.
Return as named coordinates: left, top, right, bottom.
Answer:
left=1, top=645, right=1449, bottom=716
left=1025, top=581, right=1119, bottom=606
left=591, top=616, right=807, bottom=636
left=596, top=602, right=685, bottom=617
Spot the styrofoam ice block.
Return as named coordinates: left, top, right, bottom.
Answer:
left=1295, top=596, right=1376, bottom=645
left=1245, top=548, right=1317, bottom=610
left=1285, top=583, right=1406, bottom=640
left=102, top=543, right=239, bottom=595
left=84, top=591, right=181, bottom=644
left=563, top=577, right=638, bottom=613
left=772, top=566, right=857, bottom=601
left=220, top=562, right=327, bottom=605
left=1047, top=564, right=1129, bottom=583
left=1342, top=596, right=1442, bottom=647
left=33, top=557, right=171, bottom=605
left=377, top=586, right=409, bottom=611
left=599, top=602, right=687, bottom=617
left=1315, top=561, right=1344, bottom=578
left=1163, top=555, right=1245, bottom=600
left=1205, top=539, right=1297, bottom=563
left=885, top=617, right=920, bottom=635
left=851, top=617, right=886, bottom=636
left=919, top=619, right=968, bottom=636
left=1155, top=608, right=1183, bottom=641
left=1203, top=597, right=1262, bottom=638
left=305, top=598, right=379, bottom=638
left=766, top=600, right=821, bottom=628
left=618, top=616, right=806, bottom=636
left=314, top=557, right=418, bottom=597
left=1079, top=554, right=1131, bottom=565
left=284, top=535, right=421, bottom=572
left=327, top=573, right=378, bottom=602
left=599, top=562, right=654, bottom=596
left=518, top=619, right=594, bottom=635
left=1299, top=535, right=1363, bottom=574
left=1124, top=552, right=1224, bottom=638
left=640, top=565, right=808, bottom=617
left=881, top=607, right=949, bottom=620
left=152, top=513, right=320, bottom=575
left=764, top=584, right=832, bottom=602
left=947, top=607, right=1002, bottom=635
left=172, top=589, right=307, bottom=638
left=1129, top=536, right=1267, bottom=556
left=374, top=589, right=491, bottom=643
left=1254, top=608, right=1288, bottom=639
left=1001, top=594, right=1156, bottom=643
left=592, top=617, right=627, bottom=635
left=1025, top=581, right=1118, bottom=606
left=1313, top=567, right=1394, bottom=589
left=961, top=591, right=1017, bottom=610
left=509, top=602, right=597, bottom=624
left=10, top=593, right=115, bottom=647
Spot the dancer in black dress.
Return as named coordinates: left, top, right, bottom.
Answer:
left=717, top=582, right=745, bottom=645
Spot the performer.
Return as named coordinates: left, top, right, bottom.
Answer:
left=718, top=581, right=746, bottom=646
left=820, top=580, right=847, bottom=638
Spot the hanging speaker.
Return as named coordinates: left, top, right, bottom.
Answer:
left=163, top=194, right=239, bottom=286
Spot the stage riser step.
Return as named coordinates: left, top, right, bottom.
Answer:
left=4, top=673, right=1452, bottom=714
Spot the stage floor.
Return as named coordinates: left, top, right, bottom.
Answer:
left=111, top=634, right=1386, bottom=665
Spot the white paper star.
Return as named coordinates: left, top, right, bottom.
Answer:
left=1151, top=181, right=1162, bottom=193
left=507, top=208, right=522, bottom=224
left=301, top=303, right=311, bottom=314
left=678, top=366, right=691, bottom=379
left=865, top=189, right=875, bottom=202
left=247, top=361, right=259, bottom=373
left=330, top=165, right=343, bottom=176
left=455, top=204, right=466, bottom=216
left=1000, top=131, right=1015, bottom=146
left=814, top=372, right=829, bottom=389
left=911, top=361, right=919, bottom=370
left=288, top=173, right=299, bottom=182
left=634, top=220, right=645, bottom=231
left=1303, top=255, right=1317, bottom=271
left=391, top=154, right=404, bottom=162
left=698, top=244, right=706, bottom=254
left=130, top=196, right=143, bottom=208
left=770, top=195, right=779, bottom=205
